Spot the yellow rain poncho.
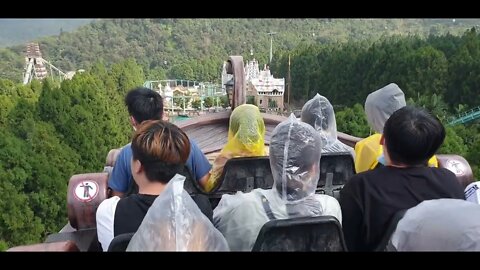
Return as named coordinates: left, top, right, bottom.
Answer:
left=354, top=133, right=384, bottom=172
left=206, top=104, right=266, bottom=192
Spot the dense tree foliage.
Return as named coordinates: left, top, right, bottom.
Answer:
left=0, top=60, right=138, bottom=250
left=2, top=19, right=480, bottom=83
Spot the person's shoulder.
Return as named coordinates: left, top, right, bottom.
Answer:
left=358, top=133, right=382, bottom=143
left=214, top=191, right=261, bottom=222
left=188, top=138, right=200, bottom=147
left=343, top=168, right=385, bottom=195
left=223, top=190, right=261, bottom=209
left=101, top=196, right=121, bottom=206
left=118, top=143, right=132, bottom=156
left=188, top=139, right=204, bottom=152
left=430, top=167, right=458, bottom=180
left=313, top=193, right=340, bottom=206
left=350, top=167, right=382, bottom=182
left=97, top=196, right=121, bottom=217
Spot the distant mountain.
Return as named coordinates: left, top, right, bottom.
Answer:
left=2, top=18, right=480, bottom=83
left=0, top=19, right=94, bottom=47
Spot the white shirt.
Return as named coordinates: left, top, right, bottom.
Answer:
left=213, top=189, right=342, bottom=251
left=96, top=196, right=120, bottom=251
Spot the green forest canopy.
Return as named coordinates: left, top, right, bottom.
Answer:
left=2, top=18, right=480, bottom=83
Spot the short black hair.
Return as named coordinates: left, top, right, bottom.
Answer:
left=383, top=106, right=445, bottom=166
left=131, top=120, right=191, bottom=183
left=125, top=87, right=163, bottom=123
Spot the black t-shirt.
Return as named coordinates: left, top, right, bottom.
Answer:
left=114, top=194, right=156, bottom=236
left=113, top=193, right=213, bottom=237
left=339, top=166, right=465, bottom=251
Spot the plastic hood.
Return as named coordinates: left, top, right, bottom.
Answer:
left=270, top=114, right=322, bottom=202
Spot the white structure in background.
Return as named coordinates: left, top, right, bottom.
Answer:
left=244, top=58, right=285, bottom=111
left=221, top=62, right=232, bottom=95
left=159, top=83, right=174, bottom=103
left=23, top=43, right=81, bottom=85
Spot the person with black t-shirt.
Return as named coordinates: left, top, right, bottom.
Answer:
left=340, top=106, right=465, bottom=252
left=96, top=120, right=203, bottom=251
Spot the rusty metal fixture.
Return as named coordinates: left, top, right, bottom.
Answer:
left=436, top=154, right=474, bottom=189
left=7, top=241, right=79, bottom=252
left=67, top=173, right=108, bottom=230
left=226, top=56, right=246, bottom=109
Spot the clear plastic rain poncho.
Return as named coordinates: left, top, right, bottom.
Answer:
left=301, top=94, right=354, bottom=157
left=390, top=199, right=480, bottom=251
left=206, top=104, right=266, bottom=192
left=213, top=115, right=341, bottom=251
left=126, top=174, right=229, bottom=251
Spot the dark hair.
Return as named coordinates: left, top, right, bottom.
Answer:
left=131, top=120, right=191, bottom=183
left=383, top=106, right=445, bottom=166
left=125, top=87, right=163, bottom=123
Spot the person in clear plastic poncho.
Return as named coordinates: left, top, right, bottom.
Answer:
left=301, top=93, right=354, bottom=157
left=127, top=174, right=229, bottom=251
left=354, top=83, right=439, bottom=173
left=389, top=199, right=480, bottom=251
left=205, top=104, right=266, bottom=192
left=213, top=115, right=342, bottom=251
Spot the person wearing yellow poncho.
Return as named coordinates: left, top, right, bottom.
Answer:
left=205, top=104, right=267, bottom=192
left=355, top=83, right=438, bottom=173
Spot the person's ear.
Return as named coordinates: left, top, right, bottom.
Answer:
left=132, top=159, right=143, bottom=174
left=380, top=134, right=385, bottom=145
left=130, top=116, right=138, bottom=131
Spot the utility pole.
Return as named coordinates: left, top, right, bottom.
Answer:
left=267, top=32, right=277, bottom=64
left=287, top=54, right=291, bottom=111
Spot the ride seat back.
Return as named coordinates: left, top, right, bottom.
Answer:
left=201, top=156, right=272, bottom=209
left=214, top=156, right=273, bottom=194
left=317, top=152, right=355, bottom=199
left=375, top=209, right=408, bottom=251
left=252, top=215, right=347, bottom=251
left=436, top=154, right=474, bottom=189
left=108, top=232, right=135, bottom=252
left=67, top=173, right=108, bottom=230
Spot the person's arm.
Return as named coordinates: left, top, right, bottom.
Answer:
left=96, top=196, right=120, bottom=251
left=107, top=145, right=132, bottom=198
left=202, top=154, right=230, bottom=192
left=198, top=173, right=210, bottom=190
left=111, top=190, right=125, bottom=198
left=339, top=179, right=364, bottom=251
left=186, top=139, right=212, bottom=189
